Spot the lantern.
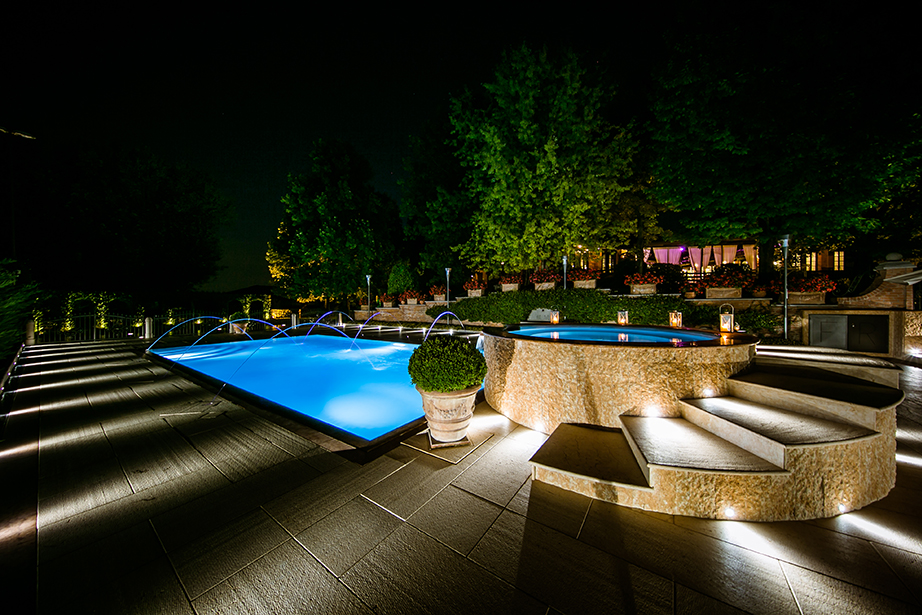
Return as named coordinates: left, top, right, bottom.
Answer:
left=617, top=310, right=629, bottom=325
left=669, top=311, right=683, bottom=328
left=719, top=303, right=735, bottom=333
left=550, top=309, right=560, bottom=325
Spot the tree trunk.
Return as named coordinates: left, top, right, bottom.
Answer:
left=758, top=239, right=775, bottom=282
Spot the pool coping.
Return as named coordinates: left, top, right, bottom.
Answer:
left=489, top=322, right=759, bottom=347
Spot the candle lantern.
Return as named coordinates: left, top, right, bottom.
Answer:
left=719, top=303, right=735, bottom=333
left=669, top=311, right=683, bottom=328
left=550, top=309, right=560, bottom=325
left=617, top=310, right=629, bottom=325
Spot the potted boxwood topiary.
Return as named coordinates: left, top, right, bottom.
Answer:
left=408, top=335, right=487, bottom=443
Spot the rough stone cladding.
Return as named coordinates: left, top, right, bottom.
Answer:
left=484, top=334, right=755, bottom=434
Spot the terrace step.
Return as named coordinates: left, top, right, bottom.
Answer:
left=529, top=423, right=650, bottom=489
left=755, top=345, right=902, bottom=388
left=619, top=416, right=784, bottom=481
left=679, top=396, right=877, bottom=469
left=728, top=363, right=904, bottom=430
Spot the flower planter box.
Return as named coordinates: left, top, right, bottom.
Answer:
left=405, top=298, right=418, bottom=305
left=630, top=283, right=657, bottom=295
left=705, top=287, right=742, bottom=299
left=788, top=291, right=826, bottom=304
left=432, top=294, right=446, bottom=302
left=467, top=289, right=484, bottom=297
left=573, top=279, right=597, bottom=289
left=501, top=283, right=520, bottom=292
left=534, top=282, right=557, bottom=291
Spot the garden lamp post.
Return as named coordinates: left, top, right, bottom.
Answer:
left=445, top=268, right=451, bottom=304
left=562, top=255, right=568, bottom=290
left=780, top=234, right=789, bottom=339
left=366, top=274, right=372, bottom=310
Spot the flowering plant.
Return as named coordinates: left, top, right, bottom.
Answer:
left=463, top=277, right=487, bottom=291
left=568, top=268, right=601, bottom=281
left=788, top=273, right=836, bottom=292
left=701, top=263, right=756, bottom=289
left=380, top=293, right=397, bottom=303
left=429, top=284, right=447, bottom=297
left=624, top=272, right=664, bottom=285
left=499, top=272, right=523, bottom=284
left=682, top=280, right=705, bottom=294
left=399, top=290, right=425, bottom=302
left=529, top=269, right=562, bottom=283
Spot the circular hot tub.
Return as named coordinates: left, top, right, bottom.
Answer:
left=483, top=323, right=758, bottom=434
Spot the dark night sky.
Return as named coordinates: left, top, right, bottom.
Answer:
left=4, top=6, right=914, bottom=291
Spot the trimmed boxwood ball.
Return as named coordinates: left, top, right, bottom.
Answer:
left=408, top=335, right=487, bottom=393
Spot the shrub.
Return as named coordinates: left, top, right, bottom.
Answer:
left=624, top=272, right=664, bottom=285
left=408, top=335, right=487, bottom=392
left=529, top=269, right=562, bottom=283
left=649, top=263, right=686, bottom=293
left=499, top=272, right=524, bottom=284
left=702, top=263, right=756, bottom=288
left=399, top=290, right=425, bottom=303
left=567, top=268, right=601, bottom=281
left=429, top=284, right=447, bottom=297
left=388, top=262, right=417, bottom=295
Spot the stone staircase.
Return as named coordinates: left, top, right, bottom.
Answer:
left=529, top=350, right=904, bottom=521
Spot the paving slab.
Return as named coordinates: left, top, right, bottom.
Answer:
left=407, top=485, right=503, bottom=555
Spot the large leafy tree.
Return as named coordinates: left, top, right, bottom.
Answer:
left=398, top=117, right=471, bottom=277
left=450, top=45, right=637, bottom=273
left=648, top=17, right=922, bottom=278
left=269, top=139, right=398, bottom=302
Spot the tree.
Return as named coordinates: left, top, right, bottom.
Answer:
left=0, top=260, right=38, bottom=359
left=398, top=117, right=472, bottom=278
left=269, top=139, right=398, bottom=303
left=648, top=17, right=922, bottom=278
left=450, top=45, right=637, bottom=273
left=17, top=145, right=229, bottom=294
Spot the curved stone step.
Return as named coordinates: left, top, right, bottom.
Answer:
left=619, top=416, right=784, bottom=479
left=755, top=345, right=902, bottom=387
left=680, top=396, right=878, bottom=468
left=729, top=364, right=903, bottom=430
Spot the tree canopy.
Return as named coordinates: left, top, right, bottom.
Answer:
left=449, top=45, right=637, bottom=273
left=647, top=19, right=922, bottom=276
left=268, top=139, right=398, bottom=301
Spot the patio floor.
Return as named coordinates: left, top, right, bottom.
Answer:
left=2, top=340, right=921, bottom=614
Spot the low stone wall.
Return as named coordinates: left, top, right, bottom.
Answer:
left=483, top=333, right=756, bottom=434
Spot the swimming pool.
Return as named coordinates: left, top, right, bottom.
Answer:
left=150, top=335, right=424, bottom=444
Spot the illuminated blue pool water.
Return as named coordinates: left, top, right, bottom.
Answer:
left=508, top=325, right=719, bottom=344
left=151, top=335, right=423, bottom=442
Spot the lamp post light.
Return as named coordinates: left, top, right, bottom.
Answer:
left=562, top=255, right=568, bottom=290
left=445, top=268, right=451, bottom=304
left=780, top=234, right=790, bottom=340
left=366, top=274, right=372, bottom=310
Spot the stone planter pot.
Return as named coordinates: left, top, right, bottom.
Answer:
left=405, top=298, right=418, bottom=305
left=501, top=283, right=520, bottom=292
left=751, top=290, right=767, bottom=298
left=534, top=282, right=557, bottom=291
left=705, top=287, right=743, bottom=299
left=416, top=384, right=480, bottom=442
left=788, top=291, right=826, bottom=304
left=683, top=291, right=697, bottom=299
left=432, top=294, right=446, bottom=302
left=630, top=283, right=657, bottom=295
left=573, top=279, right=598, bottom=289
left=381, top=301, right=397, bottom=308
left=466, top=289, right=484, bottom=297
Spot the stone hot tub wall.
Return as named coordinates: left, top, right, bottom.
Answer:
left=483, top=333, right=756, bottom=434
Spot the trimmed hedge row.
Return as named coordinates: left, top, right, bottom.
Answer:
left=426, top=289, right=781, bottom=335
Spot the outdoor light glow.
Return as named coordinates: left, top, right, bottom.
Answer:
left=725, top=506, right=736, bottom=518
left=896, top=452, right=922, bottom=469
left=703, top=388, right=715, bottom=397
left=669, top=311, right=682, bottom=328
left=838, top=503, right=848, bottom=513
left=617, top=311, right=629, bottom=325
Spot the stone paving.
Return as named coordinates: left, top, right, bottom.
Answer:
left=1, top=340, right=921, bottom=614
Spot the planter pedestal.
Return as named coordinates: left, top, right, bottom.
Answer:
left=630, top=283, right=657, bottom=295
left=706, top=287, right=743, bottom=299
left=416, top=384, right=479, bottom=443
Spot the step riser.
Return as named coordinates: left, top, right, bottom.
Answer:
left=727, top=379, right=881, bottom=430
left=678, top=400, right=787, bottom=468
left=620, top=423, right=651, bottom=484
